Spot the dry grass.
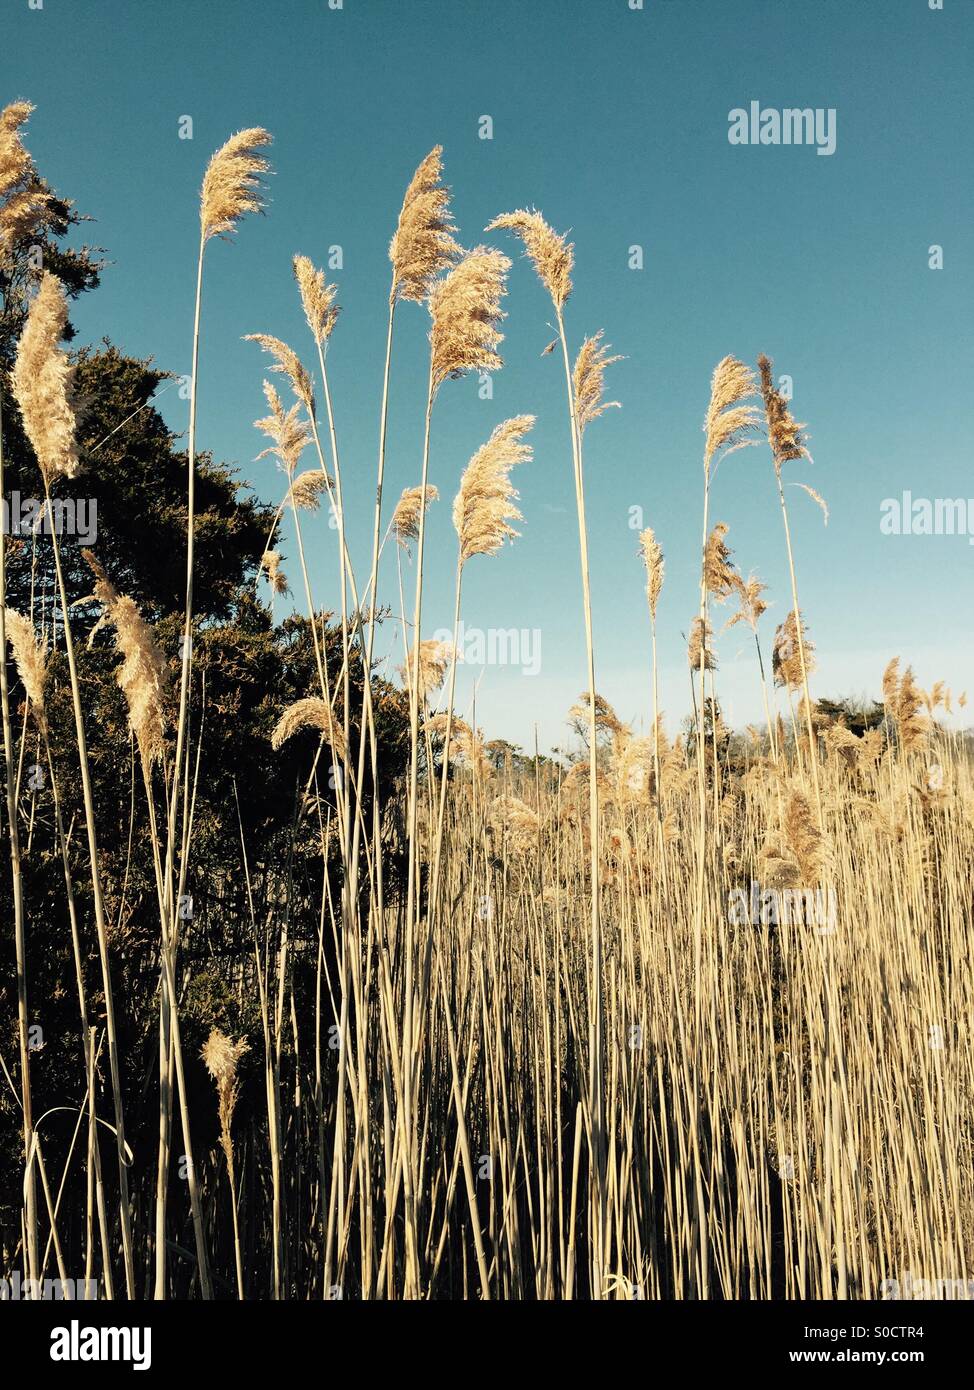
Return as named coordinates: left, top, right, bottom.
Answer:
left=1, top=113, right=972, bottom=1305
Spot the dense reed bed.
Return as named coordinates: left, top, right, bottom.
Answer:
left=1, top=105, right=972, bottom=1301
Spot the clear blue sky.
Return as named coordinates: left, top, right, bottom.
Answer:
left=5, top=0, right=972, bottom=751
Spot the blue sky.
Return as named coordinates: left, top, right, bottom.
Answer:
left=5, top=0, right=972, bottom=751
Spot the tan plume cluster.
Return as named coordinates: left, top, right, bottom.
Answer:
left=84, top=552, right=168, bottom=764
left=791, top=481, right=829, bottom=525
left=822, top=720, right=862, bottom=771
left=725, top=573, right=768, bottom=633
left=491, top=795, right=540, bottom=857
left=389, top=146, right=462, bottom=304
left=429, top=247, right=510, bottom=388
left=271, top=696, right=347, bottom=761
left=688, top=616, right=716, bottom=670
left=762, top=789, right=830, bottom=888
left=703, top=522, right=737, bottom=600
left=611, top=733, right=656, bottom=804
left=882, top=658, right=928, bottom=752
left=4, top=607, right=48, bottom=726
left=245, top=336, right=314, bottom=413
left=391, top=484, right=439, bottom=547
left=427, top=713, right=490, bottom=780
left=292, top=254, right=339, bottom=346
left=453, top=415, right=534, bottom=563
left=772, top=609, right=815, bottom=691
left=857, top=727, right=885, bottom=768
left=921, top=679, right=947, bottom=716
left=288, top=470, right=328, bottom=511
left=485, top=209, right=573, bottom=311
left=758, top=354, right=811, bottom=474
left=638, top=528, right=664, bottom=620
left=11, top=271, right=80, bottom=483
left=0, top=100, right=48, bottom=265
left=200, top=128, right=272, bottom=242
left=400, top=639, right=455, bottom=701
left=568, top=691, right=625, bottom=742
left=201, top=1028, right=248, bottom=1167
left=573, top=331, right=621, bottom=435
left=703, top=355, right=760, bottom=473
left=260, top=549, right=288, bottom=595
left=254, top=380, right=311, bottom=475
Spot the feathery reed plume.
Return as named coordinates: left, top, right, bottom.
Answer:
left=201, top=1028, right=248, bottom=1301
left=0, top=101, right=48, bottom=264
left=703, top=522, right=737, bottom=600
left=568, top=691, right=626, bottom=739
left=703, top=356, right=761, bottom=474
left=84, top=552, right=168, bottom=765
left=392, top=484, right=439, bottom=547
left=485, top=209, right=574, bottom=311
left=3, top=607, right=48, bottom=721
left=922, top=680, right=946, bottom=715
left=784, top=789, right=828, bottom=885
left=882, top=658, right=929, bottom=752
left=399, top=639, right=456, bottom=702
left=245, top=336, right=315, bottom=413
left=823, top=720, right=861, bottom=770
left=288, top=470, right=328, bottom=512
left=762, top=788, right=830, bottom=888
left=429, top=246, right=510, bottom=389
left=772, top=609, right=815, bottom=692
left=791, top=481, right=829, bottom=525
left=573, top=332, right=622, bottom=435
left=200, top=128, right=272, bottom=242
left=688, top=616, right=716, bottom=670
left=254, top=380, right=311, bottom=473
left=10, top=271, right=80, bottom=483
left=427, top=713, right=490, bottom=779
left=202, top=1029, right=248, bottom=1165
left=611, top=734, right=655, bottom=803
left=758, top=354, right=811, bottom=475
left=389, top=146, right=462, bottom=304
left=292, top=254, right=339, bottom=346
left=726, top=573, right=768, bottom=632
left=271, top=696, right=347, bottom=761
left=260, top=550, right=288, bottom=595
left=453, top=416, right=534, bottom=563
left=0, top=100, right=34, bottom=191
left=638, top=528, right=664, bottom=620
left=491, top=795, right=540, bottom=856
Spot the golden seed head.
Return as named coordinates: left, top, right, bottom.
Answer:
left=703, top=355, right=761, bottom=473
left=429, top=246, right=510, bottom=389
left=11, top=271, right=80, bottom=484
left=486, top=208, right=574, bottom=311
left=83, top=551, right=168, bottom=764
left=573, top=332, right=622, bottom=436
left=391, top=484, right=439, bottom=548
left=200, top=127, right=272, bottom=242
left=453, top=416, right=534, bottom=563
left=292, top=254, right=340, bottom=345
left=271, top=696, right=347, bottom=761
left=758, top=353, right=811, bottom=475
left=389, top=146, right=462, bottom=304
left=245, top=336, right=315, bottom=414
